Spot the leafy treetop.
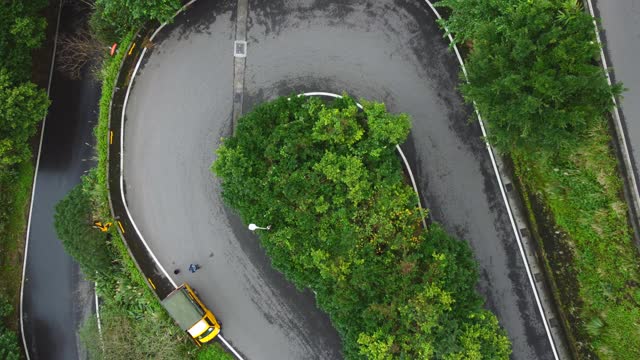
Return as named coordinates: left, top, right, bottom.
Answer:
left=214, top=95, right=511, bottom=359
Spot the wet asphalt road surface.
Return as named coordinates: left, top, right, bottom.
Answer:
left=123, top=0, right=555, bottom=359
left=593, top=0, right=640, bottom=203
left=22, top=4, right=97, bottom=360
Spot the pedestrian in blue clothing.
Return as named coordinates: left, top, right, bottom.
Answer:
left=188, top=264, right=200, bottom=273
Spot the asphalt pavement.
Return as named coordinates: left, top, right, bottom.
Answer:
left=123, top=0, right=555, bottom=359
left=21, top=4, right=98, bottom=360
left=591, top=0, right=640, bottom=218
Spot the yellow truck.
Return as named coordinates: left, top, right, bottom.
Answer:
left=162, top=283, right=221, bottom=344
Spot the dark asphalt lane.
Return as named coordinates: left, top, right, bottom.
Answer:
left=123, top=0, right=554, bottom=359
left=124, top=2, right=341, bottom=359
left=592, top=0, right=640, bottom=207
left=22, top=5, right=98, bottom=360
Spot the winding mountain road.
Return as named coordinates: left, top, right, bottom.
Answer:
left=121, top=1, right=557, bottom=358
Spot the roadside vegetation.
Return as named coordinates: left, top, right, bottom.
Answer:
left=0, top=1, right=50, bottom=358
left=51, top=2, right=231, bottom=359
left=214, top=95, right=512, bottom=359
left=437, top=0, right=639, bottom=358
left=89, top=0, right=181, bottom=43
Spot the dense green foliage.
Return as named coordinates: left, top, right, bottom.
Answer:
left=54, top=177, right=115, bottom=279
left=0, top=70, right=50, bottom=171
left=0, top=0, right=48, bottom=83
left=0, top=1, right=49, bottom=356
left=513, top=125, right=640, bottom=359
left=437, top=0, right=640, bottom=358
left=0, top=0, right=49, bottom=173
left=437, top=0, right=619, bottom=153
left=0, top=296, right=20, bottom=360
left=0, top=0, right=49, bottom=187
left=90, top=0, right=181, bottom=42
left=214, top=95, right=511, bottom=359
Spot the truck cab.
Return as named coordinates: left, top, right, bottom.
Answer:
left=161, top=283, right=221, bottom=344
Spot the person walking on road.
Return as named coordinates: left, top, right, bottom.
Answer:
left=188, top=264, right=200, bottom=273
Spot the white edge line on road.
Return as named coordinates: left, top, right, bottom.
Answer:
left=117, top=2, right=244, bottom=358
left=20, top=1, right=64, bottom=358
left=421, top=1, right=560, bottom=359
left=149, top=0, right=198, bottom=42
left=117, top=0, right=206, bottom=294
left=94, top=280, right=104, bottom=353
left=219, top=335, right=245, bottom=360
left=584, top=0, right=640, bottom=231
left=119, top=46, right=178, bottom=290
left=301, top=92, right=427, bottom=229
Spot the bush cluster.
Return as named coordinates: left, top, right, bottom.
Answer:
left=437, top=0, right=619, bottom=154
left=90, top=0, right=182, bottom=43
left=214, top=95, right=511, bottom=359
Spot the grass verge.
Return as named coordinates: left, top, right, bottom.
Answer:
left=0, top=162, right=34, bottom=329
left=513, top=119, right=640, bottom=359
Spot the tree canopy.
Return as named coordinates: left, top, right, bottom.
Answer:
left=214, top=95, right=511, bottom=359
left=437, top=0, right=620, bottom=153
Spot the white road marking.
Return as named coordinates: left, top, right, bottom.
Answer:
left=117, top=3, right=245, bottom=359
left=119, top=46, right=178, bottom=290
left=20, top=2, right=64, bottom=358
left=219, top=334, right=245, bottom=360
left=421, top=1, right=559, bottom=358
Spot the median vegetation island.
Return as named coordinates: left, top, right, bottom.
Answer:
left=0, top=1, right=50, bottom=358
left=213, top=95, right=512, bottom=359
left=51, top=1, right=230, bottom=359
left=437, top=0, right=639, bottom=358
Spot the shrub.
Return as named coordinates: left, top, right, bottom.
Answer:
left=437, top=0, right=640, bottom=357
left=213, top=95, right=511, bottom=358
left=0, top=0, right=48, bottom=82
left=54, top=173, right=115, bottom=280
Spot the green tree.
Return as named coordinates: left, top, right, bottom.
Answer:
left=437, top=0, right=620, bottom=153
left=214, top=95, right=511, bottom=358
left=54, top=180, right=114, bottom=279
left=0, top=69, right=50, bottom=171
left=79, top=309, right=193, bottom=360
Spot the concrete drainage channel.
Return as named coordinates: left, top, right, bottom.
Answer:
left=105, top=1, right=570, bottom=360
